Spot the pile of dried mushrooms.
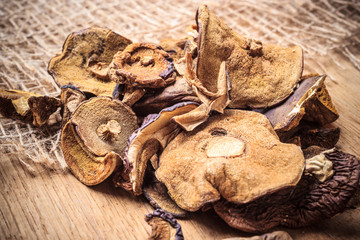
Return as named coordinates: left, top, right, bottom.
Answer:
left=1, top=5, right=359, bottom=240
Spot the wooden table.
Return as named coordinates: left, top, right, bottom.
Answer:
left=1, top=55, right=359, bottom=239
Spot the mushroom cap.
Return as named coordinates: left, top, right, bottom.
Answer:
left=265, top=75, right=339, bottom=133
left=108, top=42, right=175, bottom=88
left=61, top=120, right=121, bottom=186
left=48, top=27, right=131, bottom=96
left=156, top=110, right=305, bottom=211
left=213, top=148, right=360, bottom=233
left=196, top=5, right=303, bottom=109
left=71, top=97, right=138, bottom=157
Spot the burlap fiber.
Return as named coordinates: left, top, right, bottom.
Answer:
left=1, top=0, right=359, bottom=173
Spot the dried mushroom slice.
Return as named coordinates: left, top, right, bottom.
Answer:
left=156, top=110, right=305, bottom=212
left=213, top=148, right=360, bottom=233
left=60, top=85, right=87, bottom=127
left=0, top=89, right=61, bottom=127
left=48, top=27, right=131, bottom=96
left=298, top=123, right=340, bottom=149
left=145, top=209, right=184, bottom=240
left=159, top=38, right=187, bottom=60
left=109, top=42, right=175, bottom=88
left=264, top=75, right=338, bottom=134
left=0, top=89, right=40, bottom=120
left=71, top=97, right=138, bottom=157
left=123, top=102, right=198, bottom=195
left=196, top=5, right=303, bottom=108
left=132, top=77, right=199, bottom=116
left=61, top=121, right=121, bottom=185
left=222, top=231, right=293, bottom=240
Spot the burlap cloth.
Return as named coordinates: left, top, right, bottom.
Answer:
left=1, top=0, right=359, bottom=173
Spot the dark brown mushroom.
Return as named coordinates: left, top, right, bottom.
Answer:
left=156, top=110, right=305, bottom=212
left=196, top=5, right=303, bottom=109
left=28, top=96, right=62, bottom=127
left=222, top=231, right=293, bottom=240
left=213, top=147, right=360, bottom=233
left=145, top=209, right=184, bottom=240
left=264, top=75, right=339, bottom=135
left=48, top=27, right=131, bottom=97
left=61, top=97, right=138, bottom=185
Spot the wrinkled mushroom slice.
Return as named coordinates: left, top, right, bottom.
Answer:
left=71, top=97, right=138, bottom=157
left=48, top=27, right=131, bottom=96
left=109, top=42, right=175, bottom=88
left=156, top=110, right=304, bottom=212
left=214, top=148, right=360, bottom=233
left=222, top=231, right=293, bottom=240
left=125, top=102, right=198, bottom=194
left=132, top=76, right=200, bottom=116
left=60, top=85, right=87, bottom=127
left=145, top=209, right=184, bottom=240
left=159, top=38, right=187, bottom=60
left=264, top=75, right=339, bottom=134
left=196, top=5, right=303, bottom=108
left=144, top=180, right=188, bottom=217
left=0, top=89, right=61, bottom=127
left=0, top=89, right=40, bottom=120
left=61, top=121, right=121, bottom=185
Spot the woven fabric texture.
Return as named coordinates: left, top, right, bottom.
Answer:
left=1, top=0, right=359, bottom=172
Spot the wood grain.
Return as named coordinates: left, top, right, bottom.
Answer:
left=1, top=52, right=360, bottom=239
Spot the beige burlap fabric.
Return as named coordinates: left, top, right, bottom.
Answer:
left=1, top=0, right=359, bottom=173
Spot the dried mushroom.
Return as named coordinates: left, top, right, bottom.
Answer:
left=222, top=231, right=293, bottom=240
left=119, top=102, right=198, bottom=194
left=145, top=209, right=184, bottom=240
left=61, top=97, right=138, bottom=185
left=60, top=85, right=86, bottom=126
left=143, top=168, right=187, bottom=217
left=264, top=75, right=339, bottom=135
left=156, top=110, right=305, bottom=212
left=214, top=147, right=360, bottom=233
left=70, top=97, right=138, bottom=157
left=196, top=5, right=303, bottom=109
left=109, top=42, right=175, bottom=88
left=0, top=89, right=61, bottom=127
left=48, top=27, right=131, bottom=96
left=159, top=38, right=187, bottom=60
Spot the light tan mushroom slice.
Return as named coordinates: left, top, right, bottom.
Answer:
left=108, top=42, right=175, bottom=89
left=156, top=110, right=304, bottom=212
left=264, top=75, right=339, bottom=134
left=71, top=97, right=138, bottom=157
left=126, top=102, right=198, bottom=195
left=61, top=121, right=121, bottom=185
left=48, top=27, right=131, bottom=96
left=196, top=5, right=303, bottom=108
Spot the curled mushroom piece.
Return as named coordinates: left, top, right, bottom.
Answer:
left=145, top=209, right=184, bottom=240
left=117, top=102, right=198, bottom=194
left=156, top=110, right=305, bottom=212
left=0, top=89, right=62, bottom=127
left=196, top=5, right=303, bottom=109
left=222, top=231, right=293, bottom=240
left=48, top=27, right=132, bottom=96
left=213, top=147, right=360, bottom=233
left=60, top=85, right=87, bottom=127
left=61, top=97, right=138, bottom=185
left=264, top=75, right=339, bottom=136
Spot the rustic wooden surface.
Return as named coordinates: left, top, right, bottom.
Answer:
left=1, top=53, right=360, bottom=239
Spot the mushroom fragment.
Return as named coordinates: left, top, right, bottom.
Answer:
left=60, top=85, right=87, bottom=127
left=119, top=102, right=198, bottom=194
left=214, top=147, right=360, bottom=233
left=196, top=5, right=303, bottom=109
left=61, top=97, right=138, bottom=185
left=159, top=38, right=187, bottom=60
left=48, top=27, right=131, bottom=96
left=0, top=89, right=61, bottom=127
left=145, top=209, right=184, bottom=240
left=264, top=75, right=339, bottom=135
left=222, top=231, right=293, bottom=240
left=156, top=110, right=305, bottom=212
left=109, top=42, right=175, bottom=88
